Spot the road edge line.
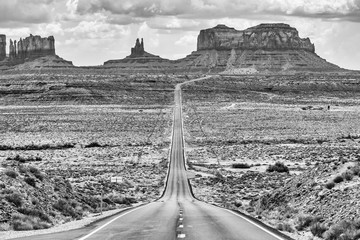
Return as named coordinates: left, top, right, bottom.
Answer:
left=77, top=203, right=154, bottom=240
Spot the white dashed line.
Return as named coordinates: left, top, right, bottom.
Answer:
left=177, top=233, right=186, bottom=238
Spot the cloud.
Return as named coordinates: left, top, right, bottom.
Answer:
left=0, top=0, right=59, bottom=24
left=72, top=0, right=360, bottom=26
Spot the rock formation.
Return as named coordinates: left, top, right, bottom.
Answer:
left=197, top=24, right=315, bottom=52
left=104, top=38, right=170, bottom=67
left=0, top=34, right=6, bottom=61
left=9, top=34, right=55, bottom=61
left=131, top=38, right=145, bottom=57
left=0, top=34, right=73, bottom=69
left=177, top=23, right=340, bottom=73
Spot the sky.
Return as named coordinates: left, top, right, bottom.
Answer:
left=0, top=0, right=359, bottom=69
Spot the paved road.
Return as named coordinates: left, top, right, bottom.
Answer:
left=15, top=76, right=289, bottom=240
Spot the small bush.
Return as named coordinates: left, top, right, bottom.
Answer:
left=311, top=222, right=328, bottom=237
left=53, top=199, right=82, bottom=219
left=232, top=163, right=251, bottom=169
left=29, top=166, right=44, bottom=181
left=342, top=171, right=354, bottom=181
left=84, top=142, right=102, bottom=148
left=5, top=193, right=24, bottom=207
left=352, top=165, right=360, bottom=176
left=277, top=223, right=294, bottom=233
left=325, top=181, right=335, bottom=189
left=5, top=170, right=18, bottom=179
left=296, top=215, right=322, bottom=231
left=333, top=175, right=344, bottom=183
left=24, top=177, right=36, bottom=187
left=267, top=162, right=289, bottom=173
left=17, top=208, right=52, bottom=223
left=12, top=214, right=51, bottom=231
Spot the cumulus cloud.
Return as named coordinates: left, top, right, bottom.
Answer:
left=0, top=0, right=58, bottom=24
left=72, top=0, right=360, bottom=25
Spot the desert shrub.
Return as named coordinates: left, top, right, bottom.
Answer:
left=5, top=170, right=18, bottom=179
left=343, top=171, right=354, bottom=181
left=6, top=155, right=42, bottom=163
left=29, top=166, right=44, bottom=181
left=333, top=175, right=344, bottom=183
left=12, top=213, right=51, bottom=231
left=5, top=193, right=24, bottom=207
left=277, top=223, right=294, bottom=232
left=17, top=208, right=52, bottom=223
left=232, top=163, right=251, bottom=169
left=53, top=199, right=82, bottom=219
left=267, top=162, right=289, bottom=173
left=323, top=220, right=359, bottom=240
left=19, top=165, right=28, bottom=174
left=352, top=165, right=360, bottom=176
left=325, top=181, right=335, bottom=189
left=24, top=177, right=36, bottom=187
left=296, top=215, right=322, bottom=231
left=311, top=222, right=328, bottom=237
left=84, top=142, right=102, bottom=148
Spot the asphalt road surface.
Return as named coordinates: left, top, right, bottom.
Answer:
left=15, top=76, right=289, bottom=240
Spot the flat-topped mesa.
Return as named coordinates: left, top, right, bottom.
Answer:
left=0, top=34, right=6, bottom=61
left=197, top=23, right=315, bottom=52
left=9, top=34, right=55, bottom=60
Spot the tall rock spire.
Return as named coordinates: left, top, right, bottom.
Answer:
left=0, top=34, right=6, bottom=61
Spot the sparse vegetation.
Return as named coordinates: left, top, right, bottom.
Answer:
left=5, top=192, right=24, bottom=207
left=24, top=177, right=36, bottom=187
left=84, top=142, right=103, bottom=148
left=323, top=220, right=360, bottom=240
left=342, top=171, right=354, bottom=181
left=232, top=163, right=251, bottom=169
left=325, top=181, right=335, bottom=189
left=333, top=175, right=344, bottom=183
left=5, top=170, right=18, bottom=179
left=12, top=213, right=51, bottom=231
left=310, top=222, right=328, bottom=237
left=276, top=222, right=294, bottom=233
left=266, top=162, right=289, bottom=173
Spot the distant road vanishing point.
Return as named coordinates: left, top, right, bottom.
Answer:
left=16, top=76, right=290, bottom=240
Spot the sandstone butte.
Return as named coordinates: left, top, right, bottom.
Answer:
left=0, top=34, right=72, bottom=68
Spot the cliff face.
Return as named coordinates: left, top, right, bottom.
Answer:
left=197, top=24, right=315, bottom=52
left=10, top=34, right=55, bottom=61
left=0, top=35, right=6, bottom=61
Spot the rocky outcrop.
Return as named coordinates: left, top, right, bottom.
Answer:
left=9, top=34, right=55, bottom=61
left=0, top=34, right=6, bottom=61
left=104, top=38, right=170, bottom=67
left=197, top=24, right=315, bottom=52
